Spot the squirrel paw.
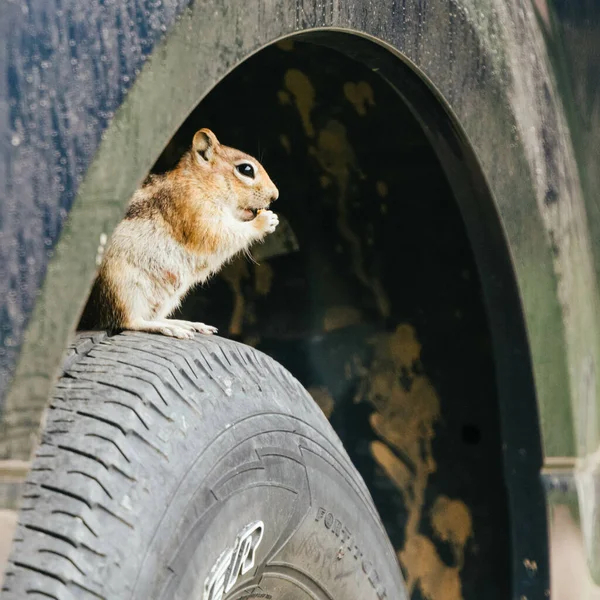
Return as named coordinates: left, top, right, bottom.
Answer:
left=186, top=321, right=218, bottom=335
left=160, top=319, right=217, bottom=335
left=128, top=320, right=196, bottom=340
left=254, top=210, right=279, bottom=235
left=161, top=325, right=195, bottom=339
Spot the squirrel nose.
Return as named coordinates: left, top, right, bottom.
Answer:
left=270, top=189, right=279, bottom=203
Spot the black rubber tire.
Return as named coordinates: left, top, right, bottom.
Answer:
left=2, top=332, right=405, bottom=600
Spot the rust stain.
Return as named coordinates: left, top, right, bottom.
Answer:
left=279, top=74, right=389, bottom=317
left=431, top=496, right=473, bottom=569
left=347, top=352, right=369, bottom=384
left=310, top=120, right=355, bottom=189
left=371, top=441, right=413, bottom=490
left=307, top=386, right=335, bottom=419
left=310, top=119, right=390, bottom=318
left=219, top=255, right=275, bottom=337
left=319, top=174, right=332, bottom=189
left=277, top=90, right=291, bottom=105
left=400, top=535, right=463, bottom=600
left=243, top=335, right=260, bottom=348
left=343, top=81, right=375, bottom=116
left=523, top=558, right=538, bottom=574
left=323, top=305, right=362, bottom=332
left=283, top=69, right=316, bottom=137
left=376, top=180, right=389, bottom=197
left=220, top=258, right=250, bottom=336
left=357, top=324, right=472, bottom=600
left=254, top=262, right=273, bottom=296
left=279, top=134, right=291, bottom=154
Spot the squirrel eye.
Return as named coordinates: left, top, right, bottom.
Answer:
left=236, top=163, right=255, bottom=179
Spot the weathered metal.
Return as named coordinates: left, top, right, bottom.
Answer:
left=0, top=0, right=598, bottom=597
left=167, top=42, right=510, bottom=596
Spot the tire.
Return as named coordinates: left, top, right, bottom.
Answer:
left=2, top=332, right=405, bottom=600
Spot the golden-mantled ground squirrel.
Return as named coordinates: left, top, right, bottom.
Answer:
left=78, top=128, right=279, bottom=339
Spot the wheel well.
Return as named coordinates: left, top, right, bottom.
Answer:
left=149, top=34, right=543, bottom=593
left=0, top=11, right=552, bottom=595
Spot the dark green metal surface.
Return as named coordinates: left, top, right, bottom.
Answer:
left=2, top=0, right=600, bottom=596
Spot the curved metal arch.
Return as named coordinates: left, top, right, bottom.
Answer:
left=3, top=1, right=597, bottom=593
left=298, top=29, right=551, bottom=596
left=4, top=1, right=591, bottom=461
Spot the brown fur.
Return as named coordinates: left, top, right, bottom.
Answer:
left=78, top=128, right=279, bottom=338
left=78, top=264, right=128, bottom=332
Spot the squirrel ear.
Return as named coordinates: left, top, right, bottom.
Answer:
left=193, top=128, right=219, bottom=161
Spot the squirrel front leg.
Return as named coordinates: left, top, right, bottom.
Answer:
left=125, top=318, right=197, bottom=340
left=155, top=318, right=217, bottom=335
left=252, top=210, right=279, bottom=237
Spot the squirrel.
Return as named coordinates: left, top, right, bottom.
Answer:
left=78, top=128, right=279, bottom=339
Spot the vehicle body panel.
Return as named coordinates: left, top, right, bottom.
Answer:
left=0, top=0, right=598, bottom=596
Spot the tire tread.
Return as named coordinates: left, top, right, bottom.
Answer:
left=2, top=332, right=388, bottom=599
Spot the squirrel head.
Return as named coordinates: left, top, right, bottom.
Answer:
left=184, top=128, right=279, bottom=222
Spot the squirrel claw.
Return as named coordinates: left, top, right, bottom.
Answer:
left=191, top=323, right=217, bottom=335
left=160, top=319, right=217, bottom=335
